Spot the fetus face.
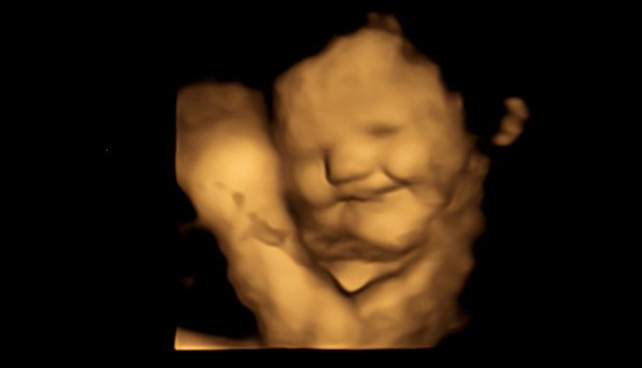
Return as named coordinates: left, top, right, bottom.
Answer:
left=274, top=29, right=477, bottom=278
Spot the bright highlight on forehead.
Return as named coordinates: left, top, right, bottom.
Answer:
left=312, top=31, right=439, bottom=87
left=275, top=26, right=450, bottom=124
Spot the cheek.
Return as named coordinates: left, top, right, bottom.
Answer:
left=288, top=157, right=335, bottom=207
left=384, top=135, right=431, bottom=182
left=384, top=133, right=468, bottom=208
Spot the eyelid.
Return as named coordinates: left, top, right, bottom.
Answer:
left=367, top=124, right=401, bottom=137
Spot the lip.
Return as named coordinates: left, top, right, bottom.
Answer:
left=337, top=185, right=402, bottom=202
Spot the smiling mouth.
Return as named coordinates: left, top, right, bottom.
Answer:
left=338, top=186, right=402, bottom=202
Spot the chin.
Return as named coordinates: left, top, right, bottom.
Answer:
left=343, top=204, right=434, bottom=252
left=298, top=200, right=435, bottom=263
left=300, top=217, right=429, bottom=265
left=348, top=214, right=429, bottom=250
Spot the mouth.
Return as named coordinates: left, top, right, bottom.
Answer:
left=337, top=185, right=402, bottom=202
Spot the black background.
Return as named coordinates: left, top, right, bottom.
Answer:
left=100, top=1, right=603, bottom=357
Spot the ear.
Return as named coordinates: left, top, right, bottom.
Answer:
left=492, top=97, right=530, bottom=146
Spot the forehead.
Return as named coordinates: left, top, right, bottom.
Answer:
left=274, top=28, right=453, bottom=137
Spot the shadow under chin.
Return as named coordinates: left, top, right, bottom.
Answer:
left=310, top=237, right=428, bottom=294
left=318, top=256, right=414, bottom=294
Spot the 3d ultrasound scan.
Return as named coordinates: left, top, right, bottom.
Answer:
left=172, top=10, right=538, bottom=350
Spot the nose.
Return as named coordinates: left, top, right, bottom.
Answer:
left=324, top=141, right=379, bottom=185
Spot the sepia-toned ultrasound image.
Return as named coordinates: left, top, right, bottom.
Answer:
left=171, top=6, right=549, bottom=350
left=102, top=2, right=587, bottom=353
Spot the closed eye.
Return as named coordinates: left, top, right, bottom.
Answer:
left=367, top=123, right=400, bottom=138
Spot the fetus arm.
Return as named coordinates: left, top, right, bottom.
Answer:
left=176, top=82, right=363, bottom=348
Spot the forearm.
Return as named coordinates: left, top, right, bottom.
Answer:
left=177, top=82, right=364, bottom=347
left=197, top=191, right=363, bottom=347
